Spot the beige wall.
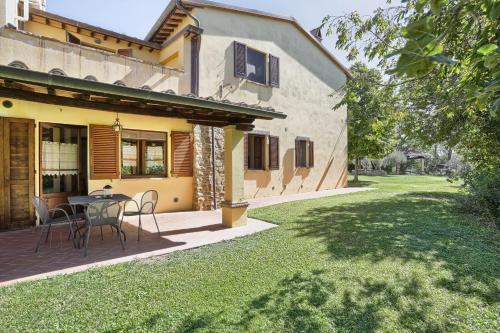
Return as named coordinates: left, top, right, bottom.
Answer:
left=0, top=98, right=194, bottom=213
left=0, top=28, right=185, bottom=91
left=194, top=7, right=349, bottom=198
left=24, top=20, right=159, bottom=63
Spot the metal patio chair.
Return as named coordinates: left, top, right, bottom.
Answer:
left=82, top=200, right=125, bottom=257
left=89, top=189, right=111, bottom=239
left=32, top=196, right=83, bottom=253
left=121, top=190, right=160, bottom=241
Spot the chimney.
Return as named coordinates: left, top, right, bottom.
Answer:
left=0, top=0, right=44, bottom=28
left=310, top=27, right=323, bottom=43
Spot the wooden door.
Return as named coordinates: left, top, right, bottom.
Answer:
left=0, top=117, right=35, bottom=230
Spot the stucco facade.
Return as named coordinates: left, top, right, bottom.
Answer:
left=193, top=7, right=348, bottom=199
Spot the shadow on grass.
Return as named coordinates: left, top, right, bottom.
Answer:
left=236, top=269, right=458, bottom=332
left=292, top=191, right=499, bottom=305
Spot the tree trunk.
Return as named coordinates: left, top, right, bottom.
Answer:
left=354, top=157, right=359, bottom=182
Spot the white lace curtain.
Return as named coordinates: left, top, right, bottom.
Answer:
left=42, top=141, right=78, bottom=176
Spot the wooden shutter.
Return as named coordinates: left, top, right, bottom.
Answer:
left=234, top=41, right=247, bottom=78
left=244, top=133, right=249, bottom=170
left=117, top=48, right=133, bottom=57
left=171, top=131, right=193, bottom=177
left=67, top=32, right=81, bottom=45
left=1, top=117, right=35, bottom=230
left=269, top=136, right=280, bottom=170
left=309, top=141, right=315, bottom=168
left=89, top=125, right=120, bottom=180
left=295, top=140, right=300, bottom=168
left=269, top=54, right=280, bottom=87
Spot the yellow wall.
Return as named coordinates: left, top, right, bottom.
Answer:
left=24, top=21, right=160, bottom=63
left=160, top=37, right=185, bottom=69
left=0, top=98, right=194, bottom=213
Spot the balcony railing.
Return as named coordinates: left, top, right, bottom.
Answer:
left=0, top=28, right=186, bottom=93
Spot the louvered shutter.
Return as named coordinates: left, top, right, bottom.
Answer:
left=295, top=140, right=300, bottom=168
left=269, top=54, right=280, bottom=87
left=171, top=131, right=193, bottom=177
left=244, top=133, right=249, bottom=170
left=89, top=125, right=120, bottom=179
left=234, top=41, right=247, bottom=78
left=117, top=48, right=133, bottom=57
left=269, top=136, right=280, bottom=170
left=309, top=141, right=315, bottom=168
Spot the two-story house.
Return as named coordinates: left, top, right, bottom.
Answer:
left=0, top=0, right=349, bottom=231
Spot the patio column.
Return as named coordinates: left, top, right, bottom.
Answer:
left=221, top=125, right=248, bottom=227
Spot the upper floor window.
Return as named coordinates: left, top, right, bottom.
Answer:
left=246, top=48, right=267, bottom=85
left=295, top=138, right=315, bottom=169
left=234, top=41, right=280, bottom=87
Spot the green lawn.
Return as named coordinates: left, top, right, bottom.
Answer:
left=0, top=176, right=498, bottom=332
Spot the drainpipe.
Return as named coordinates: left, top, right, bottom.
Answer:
left=211, top=126, right=217, bottom=210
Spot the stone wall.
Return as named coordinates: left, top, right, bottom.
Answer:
left=192, top=125, right=225, bottom=210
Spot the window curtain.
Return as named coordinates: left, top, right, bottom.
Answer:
left=42, top=141, right=78, bottom=176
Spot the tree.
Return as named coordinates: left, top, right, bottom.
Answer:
left=324, top=0, right=500, bottom=173
left=337, top=63, right=400, bottom=181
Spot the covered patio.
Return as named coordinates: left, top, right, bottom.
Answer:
left=0, top=64, right=288, bottom=284
left=0, top=65, right=286, bottom=230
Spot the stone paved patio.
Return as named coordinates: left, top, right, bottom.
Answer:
left=0, top=187, right=371, bottom=286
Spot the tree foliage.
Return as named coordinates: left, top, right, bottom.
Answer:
left=336, top=63, right=401, bottom=180
left=324, top=0, right=500, bottom=172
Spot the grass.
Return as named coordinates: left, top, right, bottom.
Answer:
left=0, top=176, right=499, bottom=332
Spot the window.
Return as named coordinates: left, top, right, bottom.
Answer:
left=247, top=134, right=266, bottom=170
left=295, top=138, right=315, bottom=168
left=121, top=130, right=167, bottom=178
left=246, top=48, right=267, bottom=84
left=234, top=41, right=280, bottom=87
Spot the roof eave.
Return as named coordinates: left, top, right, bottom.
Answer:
left=0, top=65, right=286, bottom=120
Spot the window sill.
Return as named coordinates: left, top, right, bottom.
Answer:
left=121, top=175, right=168, bottom=180
left=243, top=78, right=271, bottom=88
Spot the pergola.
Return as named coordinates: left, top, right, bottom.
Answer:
left=0, top=65, right=287, bottom=227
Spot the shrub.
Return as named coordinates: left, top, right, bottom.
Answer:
left=460, top=169, right=500, bottom=228
left=382, top=151, right=407, bottom=174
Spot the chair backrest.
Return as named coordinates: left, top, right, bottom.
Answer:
left=85, top=200, right=121, bottom=226
left=140, top=190, right=158, bottom=214
left=89, top=190, right=105, bottom=196
left=32, top=196, right=50, bottom=224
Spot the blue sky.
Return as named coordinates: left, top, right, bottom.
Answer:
left=46, top=0, right=391, bottom=67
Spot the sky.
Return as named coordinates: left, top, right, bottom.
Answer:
left=46, top=0, right=392, bottom=68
